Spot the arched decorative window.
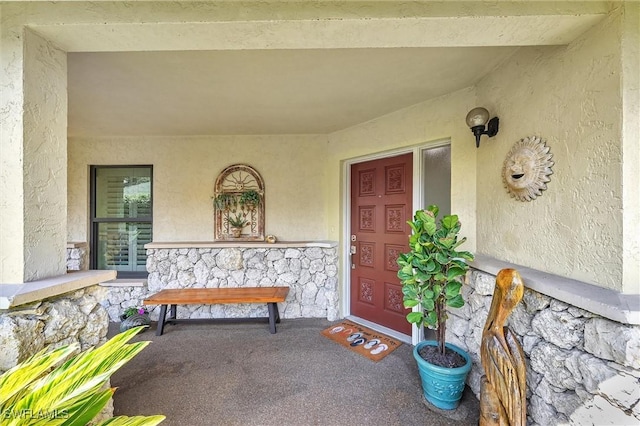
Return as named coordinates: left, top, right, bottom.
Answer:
left=213, top=164, right=265, bottom=241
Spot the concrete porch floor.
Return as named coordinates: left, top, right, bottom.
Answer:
left=109, top=318, right=479, bottom=426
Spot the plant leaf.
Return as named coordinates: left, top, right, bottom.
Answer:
left=421, top=298, right=435, bottom=311
left=447, top=266, right=467, bottom=280
left=406, top=312, right=423, bottom=324
left=441, top=214, right=458, bottom=230
left=425, top=311, right=438, bottom=327
left=438, top=237, right=455, bottom=249
left=57, top=388, right=114, bottom=426
left=0, top=327, right=161, bottom=426
left=457, top=250, right=475, bottom=261
left=445, top=281, right=462, bottom=298
left=401, top=285, right=417, bottom=298
left=97, top=415, right=166, bottom=426
left=403, top=299, right=419, bottom=308
left=434, top=253, right=448, bottom=265
left=0, top=344, right=78, bottom=410
left=446, top=294, right=465, bottom=308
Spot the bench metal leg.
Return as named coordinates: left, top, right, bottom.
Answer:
left=158, top=302, right=282, bottom=335
left=267, top=302, right=280, bottom=334
left=157, top=304, right=168, bottom=336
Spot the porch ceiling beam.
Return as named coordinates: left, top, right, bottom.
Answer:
left=30, top=14, right=606, bottom=53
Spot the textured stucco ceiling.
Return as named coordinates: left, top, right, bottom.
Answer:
left=62, top=2, right=607, bottom=136
left=68, top=47, right=518, bottom=136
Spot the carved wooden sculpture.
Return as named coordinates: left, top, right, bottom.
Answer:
left=480, top=268, right=527, bottom=426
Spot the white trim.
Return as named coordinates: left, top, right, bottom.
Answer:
left=347, top=315, right=412, bottom=344
left=341, top=139, right=451, bottom=346
left=341, top=159, right=352, bottom=319
left=410, top=150, right=423, bottom=346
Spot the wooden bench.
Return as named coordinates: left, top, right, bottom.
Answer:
left=143, top=287, right=289, bottom=336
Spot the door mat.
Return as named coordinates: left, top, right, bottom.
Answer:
left=321, top=320, right=402, bottom=362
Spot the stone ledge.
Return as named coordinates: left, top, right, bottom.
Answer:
left=145, top=240, right=338, bottom=249
left=471, top=254, right=640, bottom=325
left=99, top=279, right=146, bottom=287
left=0, top=270, right=117, bottom=309
left=66, top=241, right=87, bottom=248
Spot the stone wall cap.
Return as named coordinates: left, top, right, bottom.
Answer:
left=471, top=254, right=640, bottom=325
left=99, top=279, right=146, bottom=287
left=66, top=241, right=88, bottom=248
left=0, top=270, right=117, bottom=309
left=144, top=240, right=338, bottom=249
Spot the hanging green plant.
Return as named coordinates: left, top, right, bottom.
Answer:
left=213, top=193, right=237, bottom=211
left=239, top=190, right=261, bottom=209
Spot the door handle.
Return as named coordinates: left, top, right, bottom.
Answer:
left=350, top=245, right=357, bottom=268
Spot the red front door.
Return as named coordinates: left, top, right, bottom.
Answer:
left=350, top=153, right=412, bottom=335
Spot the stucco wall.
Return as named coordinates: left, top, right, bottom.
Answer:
left=67, top=135, right=328, bottom=243
left=325, top=88, right=478, bottom=315
left=475, top=9, right=626, bottom=291
left=23, top=29, right=68, bottom=281
left=620, top=2, right=640, bottom=292
left=326, top=87, right=478, bottom=250
left=1, top=19, right=68, bottom=283
left=0, top=9, right=26, bottom=283
left=3, top=1, right=635, bottom=297
left=325, top=4, right=638, bottom=295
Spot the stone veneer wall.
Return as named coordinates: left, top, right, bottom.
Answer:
left=103, top=246, right=339, bottom=322
left=0, top=285, right=109, bottom=372
left=66, top=243, right=88, bottom=271
left=446, top=269, right=640, bottom=426
left=101, top=283, right=151, bottom=322
left=0, top=285, right=114, bottom=420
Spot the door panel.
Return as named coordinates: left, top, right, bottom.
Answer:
left=350, top=153, right=412, bottom=335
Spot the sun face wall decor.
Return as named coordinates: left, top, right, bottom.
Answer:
left=502, top=136, right=554, bottom=202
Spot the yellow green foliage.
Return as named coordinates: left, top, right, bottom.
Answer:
left=0, top=326, right=165, bottom=426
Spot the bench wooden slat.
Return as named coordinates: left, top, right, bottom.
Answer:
left=142, top=286, right=290, bottom=335
left=143, top=287, right=289, bottom=305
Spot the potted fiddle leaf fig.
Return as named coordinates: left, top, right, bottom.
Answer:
left=397, top=205, right=474, bottom=410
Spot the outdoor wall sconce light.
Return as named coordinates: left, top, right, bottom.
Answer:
left=466, top=107, right=499, bottom=148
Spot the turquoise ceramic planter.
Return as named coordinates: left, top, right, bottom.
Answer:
left=413, top=340, right=472, bottom=410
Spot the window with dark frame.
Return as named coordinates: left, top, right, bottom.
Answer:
left=90, top=166, right=152, bottom=278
